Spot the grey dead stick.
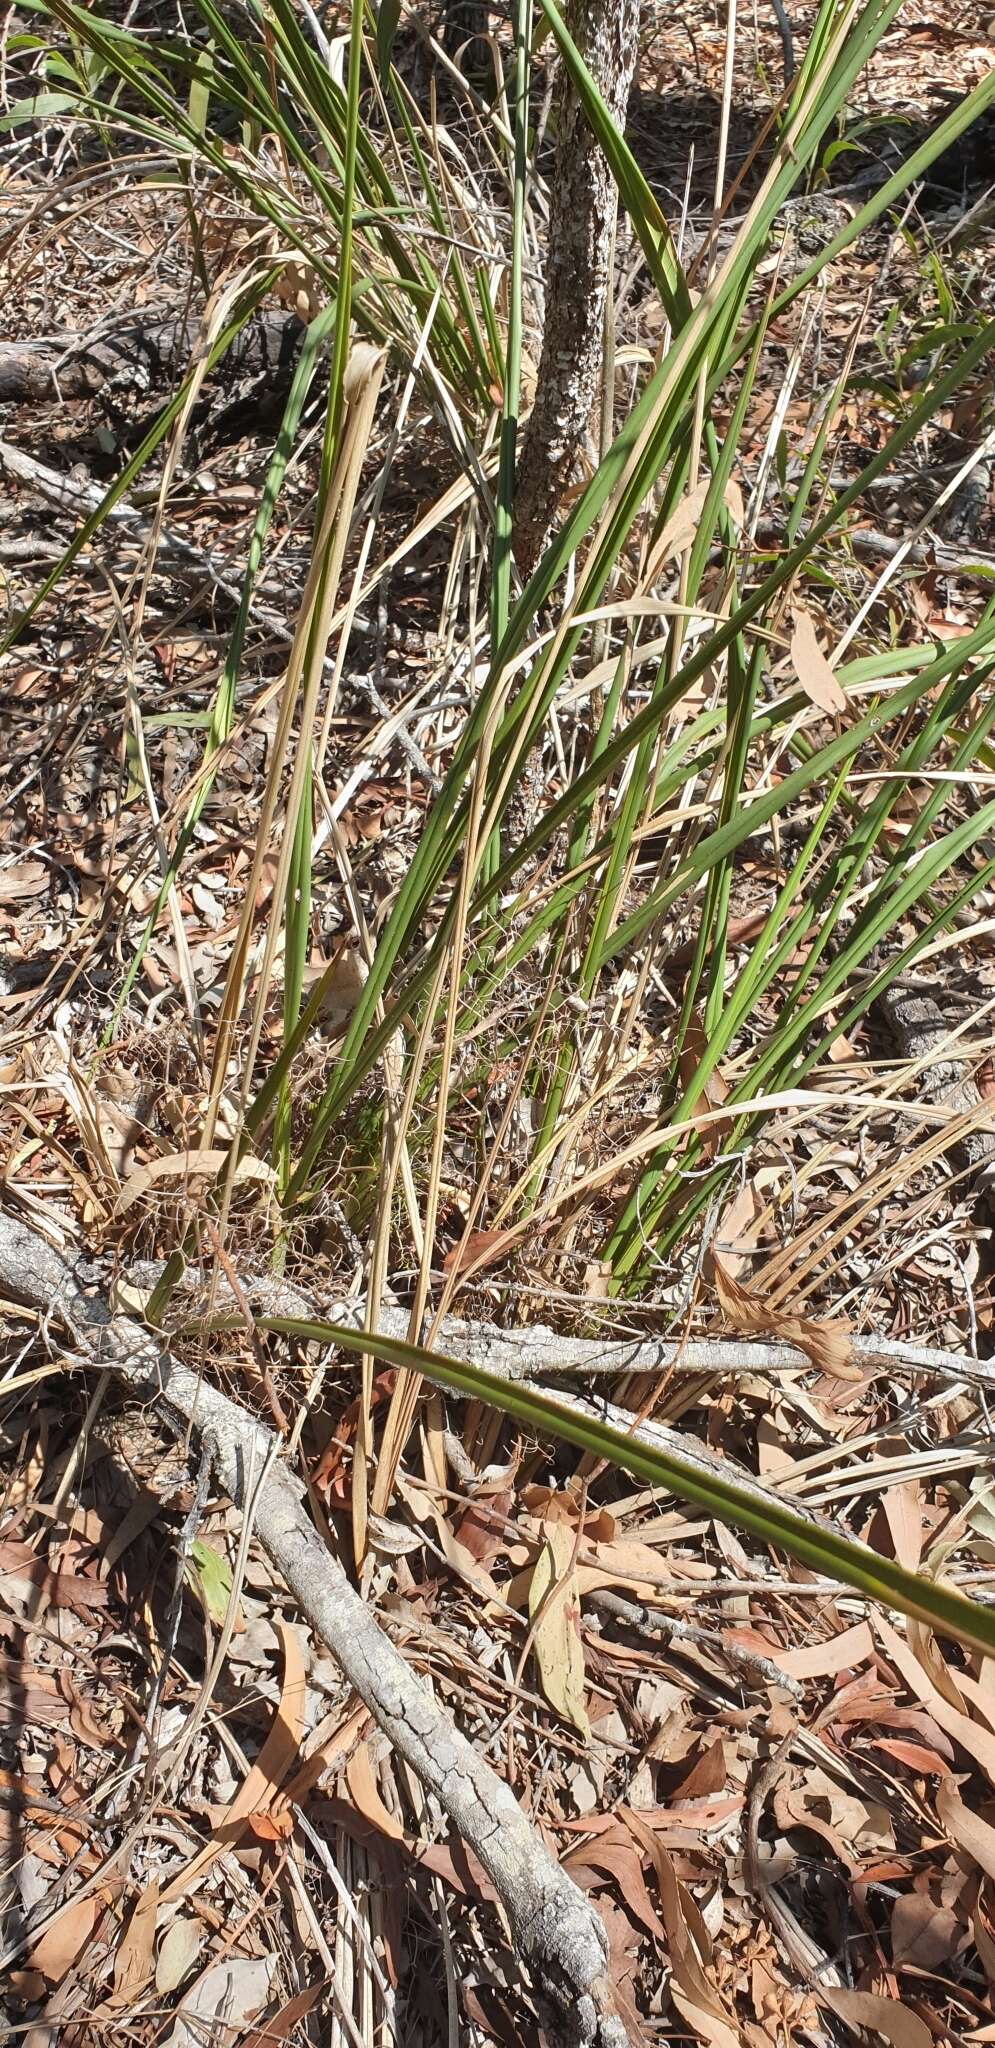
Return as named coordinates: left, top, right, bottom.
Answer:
left=0, top=1212, right=628, bottom=2048
left=168, top=1266, right=995, bottom=1399
left=125, top=1258, right=995, bottom=1557
left=123, top=1254, right=995, bottom=1409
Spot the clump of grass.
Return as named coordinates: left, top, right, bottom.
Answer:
left=10, top=0, right=995, bottom=1626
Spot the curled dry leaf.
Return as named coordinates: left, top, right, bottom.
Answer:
left=712, top=1254, right=859, bottom=1379
left=114, top=1147, right=275, bottom=1216
left=637, top=1832, right=741, bottom=2048
left=561, top=1832, right=667, bottom=1945
left=790, top=605, right=847, bottom=714
left=345, top=1741, right=405, bottom=1842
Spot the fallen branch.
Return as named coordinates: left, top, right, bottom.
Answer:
left=0, top=308, right=303, bottom=403
left=849, top=524, right=995, bottom=582
left=141, top=1262, right=995, bottom=1398
left=124, top=1256, right=995, bottom=1560
left=0, top=1212, right=628, bottom=2048
left=0, top=438, right=280, bottom=620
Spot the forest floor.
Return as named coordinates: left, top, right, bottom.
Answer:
left=3, top=5, right=995, bottom=2047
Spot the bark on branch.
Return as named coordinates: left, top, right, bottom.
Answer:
left=0, top=1212, right=628, bottom=2048
left=0, top=308, right=303, bottom=404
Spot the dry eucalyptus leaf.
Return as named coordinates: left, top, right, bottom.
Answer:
left=529, top=1519, right=590, bottom=1741
left=890, top=1890, right=963, bottom=1972
left=345, top=1741, right=405, bottom=1841
left=822, top=1989, right=931, bottom=2048
left=791, top=605, right=847, bottom=714
left=114, top=1147, right=275, bottom=1216
left=937, top=1776, right=995, bottom=1881
left=109, top=1878, right=159, bottom=2008
left=163, top=1955, right=276, bottom=2048
left=645, top=477, right=743, bottom=584
left=27, top=1894, right=101, bottom=1984
left=155, top=1917, right=204, bottom=1996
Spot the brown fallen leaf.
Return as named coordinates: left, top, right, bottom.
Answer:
left=0, top=1655, right=66, bottom=1732
left=243, top=1807, right=294, bottom=1841
left=637, top=1833, right=741, bottom=2048
left=791, top=605, right=846, bottom=714
left=562, top=1830, right=667, bottom=1945
left=114, top=1147, right=274, bottom=1216
left=644, top=476, right=743, bottom=584
left=773, top=1619, right=874, bottom=1681
left=876, top=1616, right=995, bottom=1789
left=242, top=1981, right=325, bottom=2048
left=161, top=1621, right=306, bottom=1904
left=974, top=1882, right=995, bottom=1992
left=890, top=1888, right=963, bottom=1972
left=678, top=1016, right=732, bottom=1160
left=870, top=1737, right=953, bottom=1778
left=712, top=1179, right=764, bottom=1277
left=667, top=1737, right=727, bottom=1804
left=822, top=1988, right=931, bottom=2048
left=109, top=1877, right=159, bottom=2008
left=442, top=1225, right=516, bottom=1277
left=0, top=860, right=49, bottom=903
left=529, top=1513, right=590, bottom=1741
left=155, top=1917, right=203, bottom=1997
left=27, top=1893, right=102, bottom=1984
left=0, top=1539, right=109, bottom=1616
left=345, top=1742, right=405, bottom=1842
left=936, top=1775, right=995, bottom=1881
left=7, top=1970, right=46, bottom=2003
